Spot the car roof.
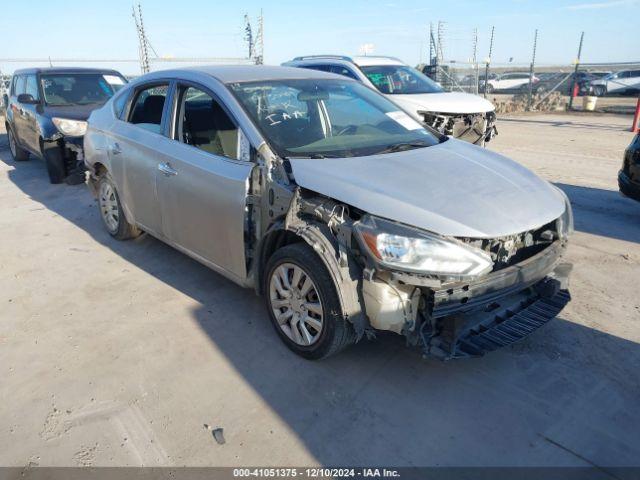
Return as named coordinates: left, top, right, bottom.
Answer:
left=140, top=65, right=348, bottom=84
left=288, top=55, right=405, bottom=68
left=12, top=67, right=124, bottom=76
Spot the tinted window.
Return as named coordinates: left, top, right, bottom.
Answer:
left=176, top=86, right=238, bottom=159
left=302, top=65, right=332, bottom=73
left=330, top=65, right=358, bottom=80
left=25, top=75, right=39, bottom=99
left=128, top=84, right=169, bottom=134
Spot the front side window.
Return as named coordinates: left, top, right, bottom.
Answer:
left=230, top=79, right=440, bottom=159
left=128, top=84, right=169, bottom=134
left=175, top=86, right=238, bottom=159
left=25, top=75, right=39, bottom=99
left=40, top=73, right=125, bottom=106
left=360, top=65, right=443, bottom=94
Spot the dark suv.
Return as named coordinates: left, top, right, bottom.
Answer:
left=4, top=67, right=127, bottom=184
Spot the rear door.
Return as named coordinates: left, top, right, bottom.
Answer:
left=108, top=81, right=173, bottom=235
left=10, top=75, right=28, bottom=145
left=155, top=81, right=254, bottom=281
left=21, top=74, right=42, bottom=153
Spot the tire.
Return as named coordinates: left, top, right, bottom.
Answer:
left=97, top=173, right=141, bottom=240
left=593, top=85, right=606, bottom=97
left=7, top=127, right=29, bottom=161
left=264, top=242, right=356, bottom=360
left=485, top=84, right=494, bottom=94
left=43, top=147, right=66, bottom=184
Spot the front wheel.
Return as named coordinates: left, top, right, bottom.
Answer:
left=593, top=85, right=606, bottom=97
left=485, top=84, right=494, bottom=94
left=264, top=243, right=356, bottom=360
left=97, top=174, right=141, bottom=240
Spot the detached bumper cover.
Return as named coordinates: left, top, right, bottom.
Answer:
left=418, top=241, right=572, bottom=359
left=453, top=286, right=570, bottom=357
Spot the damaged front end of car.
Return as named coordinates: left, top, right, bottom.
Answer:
left=249, top=147, right=573, bottom=359
left=420, top=110, right=497, bottom=145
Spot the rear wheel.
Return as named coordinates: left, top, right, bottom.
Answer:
left=98, top=174, right=141, bottom=240
left=7, top=127, right=29, bottom=161
left=264, top=243, right=355, bottom=360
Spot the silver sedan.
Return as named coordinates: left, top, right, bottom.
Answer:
left=84, top=66, right=573, bottom=360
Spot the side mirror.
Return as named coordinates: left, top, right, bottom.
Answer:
left=17, top=93, right=39, bottom=104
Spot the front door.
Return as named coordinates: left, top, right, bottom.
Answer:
left=156, top=83, right=253, bottom=281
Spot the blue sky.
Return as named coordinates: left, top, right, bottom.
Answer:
left=1, top=0, right=638, bottom=75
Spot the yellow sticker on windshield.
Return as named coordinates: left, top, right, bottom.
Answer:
left=386, top=111, right=423, bottom=131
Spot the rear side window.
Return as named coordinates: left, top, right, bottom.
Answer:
left=302, top=64, right=331, bottom=73
left=175, top=86, right=238, bottom=159
left=128, top=84, right=169, bottom=134
left=330, top=65, right=358, bottom=80
left=14, top=76, right=26, bottom=96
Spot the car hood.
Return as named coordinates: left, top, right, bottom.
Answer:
left=288, top=139, right=565, bottom=238
left=388, top=91, right=495, bottom=116
left=42, top=103, right=106, bottom=121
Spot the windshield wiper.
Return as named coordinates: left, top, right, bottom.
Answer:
left=378, top=141, right=431, bottom=154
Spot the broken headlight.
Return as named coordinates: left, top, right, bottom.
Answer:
left=354, top=216, right=494, bottom=281
left=555, top=189, right=574, bottom=240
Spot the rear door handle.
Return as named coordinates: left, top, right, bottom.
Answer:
left=158, top=162, right=178, bottom=176
left=109, top=142, right=122, bottom=155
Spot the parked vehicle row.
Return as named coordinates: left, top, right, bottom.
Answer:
left=80, top=65, right=574, bottom=360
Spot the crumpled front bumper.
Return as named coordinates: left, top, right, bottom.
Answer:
left=420, top=242, right=572, bottom=359
left=363, top=240, right=572, bottom=359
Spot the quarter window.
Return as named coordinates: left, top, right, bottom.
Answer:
left=176, top=86, right=238, bottom=159
left=128, top=84, right=169, bottom=134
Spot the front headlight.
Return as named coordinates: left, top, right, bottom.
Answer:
left=556, top=191, right=574, bottom=239
left=354, top=216, right=494, bottom=281
left=52, top=117, right=87, bottom=137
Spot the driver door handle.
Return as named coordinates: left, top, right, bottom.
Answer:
left=158, top=162, right=178, bottom=177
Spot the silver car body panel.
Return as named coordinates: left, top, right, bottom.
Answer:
left=288, top=138, right=566, bottom=238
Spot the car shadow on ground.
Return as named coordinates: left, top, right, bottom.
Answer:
left=2, top=147, right=640, bottom=467
left=555, top=182, right=640, bottom=244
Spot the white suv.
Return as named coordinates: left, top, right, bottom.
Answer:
left=484, top=72, right=538, bottom=93
left=284, top=55, right=496, bottom=145
left=590, top=70, right=640, bottom=96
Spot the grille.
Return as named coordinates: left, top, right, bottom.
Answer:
left=458, top=220, right=558, bottom=271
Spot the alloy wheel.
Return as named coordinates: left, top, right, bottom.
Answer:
left=269, top=262, right=324, bottom=346
left=99, top=181, right=120, bottom=233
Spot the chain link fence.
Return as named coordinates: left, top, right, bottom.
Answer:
left=417, top=60, right=640, bottom=114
